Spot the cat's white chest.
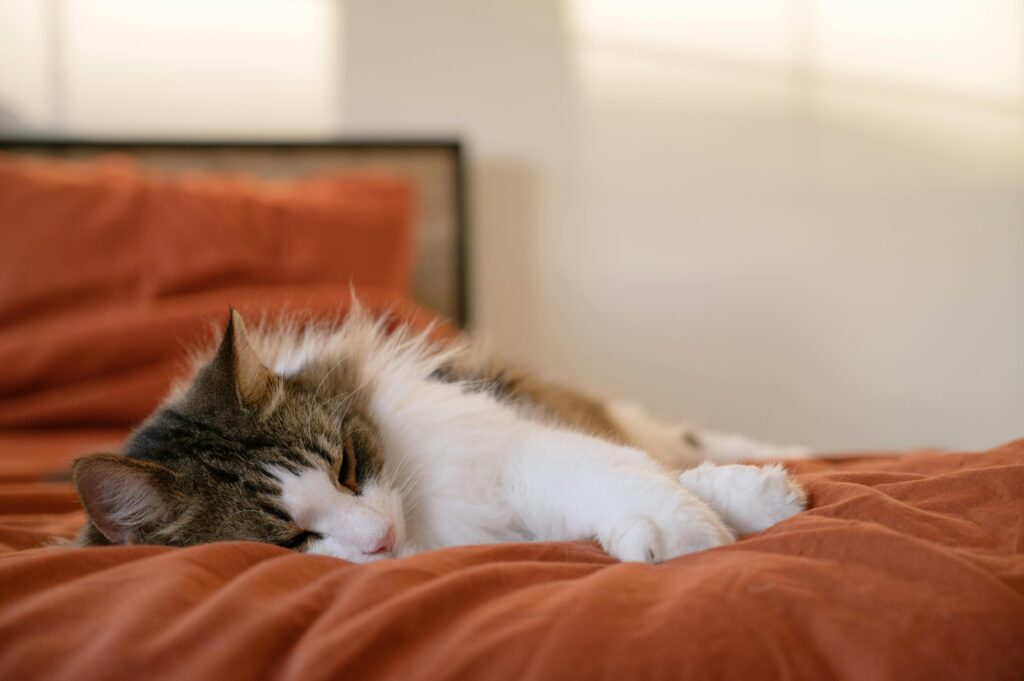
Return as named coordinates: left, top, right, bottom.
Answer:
left=371, top=376, right=532, bottom=552
left=384, top=429, right=531, bottom=552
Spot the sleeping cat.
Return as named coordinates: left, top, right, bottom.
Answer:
left=72, top=307, right=809, bottom=563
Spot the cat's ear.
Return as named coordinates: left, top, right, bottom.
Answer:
left=195, top=310, right=279, bottom=411
left=73, top=453, right=178, bottom=545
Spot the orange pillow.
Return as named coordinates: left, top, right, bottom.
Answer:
left=0, top=154, right=415, bottom=327
left=0, top=285, right=453, bottom=428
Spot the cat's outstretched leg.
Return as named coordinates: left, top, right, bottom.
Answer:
left=507, top=426, right=735, bottom=562
left=677, top=462, right=807, bottom=535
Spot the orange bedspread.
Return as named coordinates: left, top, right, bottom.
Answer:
left=1, top=295, right=1023, bottom=680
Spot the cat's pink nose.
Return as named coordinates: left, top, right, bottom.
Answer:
left=371, top=525, right=394, bottom=554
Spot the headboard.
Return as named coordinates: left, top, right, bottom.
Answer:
left=0, top=139, right=469, bottom=326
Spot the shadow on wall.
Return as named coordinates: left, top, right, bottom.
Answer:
left=472, top=159, right=541, bottom=355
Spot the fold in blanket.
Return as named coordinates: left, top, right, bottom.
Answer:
left=0, top=441, right=1022, bottom=681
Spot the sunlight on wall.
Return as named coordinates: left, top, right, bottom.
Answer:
left=815, top=1, right=1024, bottom=104
left=0, top=0, right=342, bottom=137
left=569, top=0, right=1024, bottom=108
left=570, top=0, right=797, bottom=65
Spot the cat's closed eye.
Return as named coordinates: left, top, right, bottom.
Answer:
left=280, top=530, right=323, bottom=550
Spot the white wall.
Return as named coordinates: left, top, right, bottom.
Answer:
left=0, top=0, right=341, bottom=136
left=2, top=0, right=1023, bottom=450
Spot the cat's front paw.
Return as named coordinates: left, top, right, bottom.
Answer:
left=678, top=462, right=807, bottom=535
left=599, top=496, right=735, bottom=563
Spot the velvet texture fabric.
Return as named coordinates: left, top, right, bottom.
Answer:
left=0, top=153, right=415, bottom=328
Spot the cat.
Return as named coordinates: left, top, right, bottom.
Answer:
left=72, top=306, right=810, bottom=563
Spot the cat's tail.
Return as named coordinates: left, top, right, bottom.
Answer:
left=606, top=400, right=813, bottom=469
left=690, top=430, right=814, bottom=465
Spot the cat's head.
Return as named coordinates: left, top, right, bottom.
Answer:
left=73, top=311, right=403, bottom=562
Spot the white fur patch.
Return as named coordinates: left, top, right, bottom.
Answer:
left=268, top=466, right=397, bottom=563
left=271, top=348, right=311, bottom=377
left=678, top=463, right=807, bottom=535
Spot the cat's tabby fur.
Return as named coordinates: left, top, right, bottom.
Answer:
left=73, top=306, right=808, bottom=563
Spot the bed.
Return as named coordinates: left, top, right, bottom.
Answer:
left=0, top=141, right=1022, bottom=681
